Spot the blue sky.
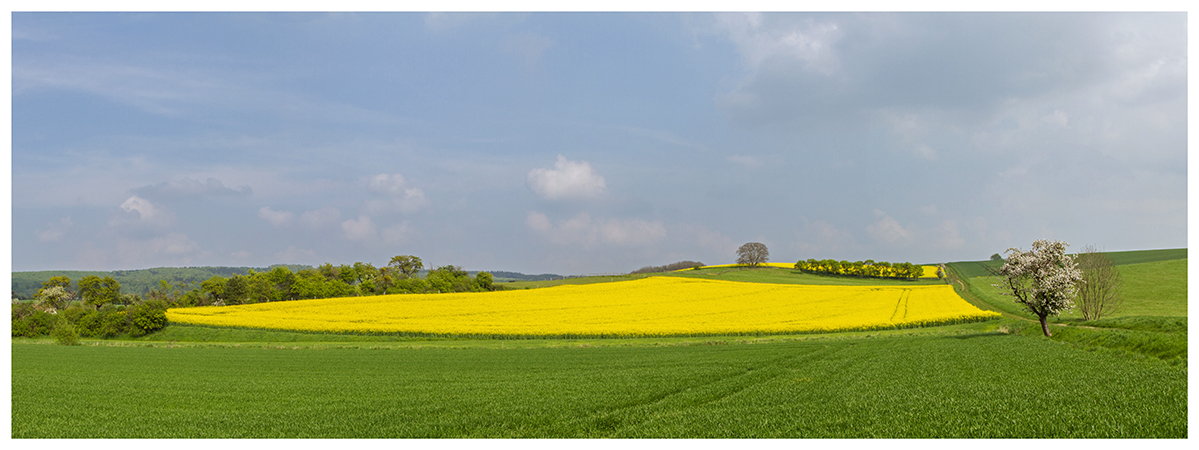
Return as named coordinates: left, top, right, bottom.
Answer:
left=8, top=11, right=1188, bottom=274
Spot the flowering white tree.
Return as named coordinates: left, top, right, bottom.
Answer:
left=35, top=285, right=73, bottom=311
left=993, top=240, right=1083, bottom=337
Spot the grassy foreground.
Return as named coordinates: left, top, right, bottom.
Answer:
left=12, top=329, right=1185, bottom=438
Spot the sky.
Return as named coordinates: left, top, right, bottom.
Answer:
left=7, top=11, right=1189, bottom=275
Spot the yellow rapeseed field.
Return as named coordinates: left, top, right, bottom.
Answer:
left=167, top=277, right=997, bottom=337
left=922, top=265, right=940, bottom=278
left=695, top=262, right=799, bottom=269
left=689, top=262, right=940, bottom=278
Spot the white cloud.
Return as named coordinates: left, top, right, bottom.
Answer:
left=119, top=195, right=156, bottom=220
left=341, top=215, right=378, bottom=241
left=132, top=177, right=251, bottom=200
left=258, top=206, right=295, bottom=227
left=301, top=207, right=341, bottom=228
left=865, top=210, right=913, bottom=245
left=526, top=155, right=607, bottom=201
left=231, top=250, right=252, bottom=260
left=526, top=211, right=665, bottom=247
left=715, top=13, right=843, bottom=74
left=36, top=217, right=73, bottom=242
left=366, top=173, right=428, bottom=213
left=110, top=195, right=176, bottom=229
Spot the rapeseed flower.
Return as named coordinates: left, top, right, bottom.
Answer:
left=167, top=277, right=997, bottom=337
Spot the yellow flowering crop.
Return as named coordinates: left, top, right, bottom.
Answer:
left=693, top=262, right=799, bottom=269
left=922, top=265, right=940, bottom=278
left=167, top=277, right=997, bottom=337
left=688, top=262, right=940, bottom=278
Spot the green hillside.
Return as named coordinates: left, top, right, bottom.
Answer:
left=949, top=248, right=1185, bottom=278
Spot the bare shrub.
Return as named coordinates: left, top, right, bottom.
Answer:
left=1075, top=245, right=1121, bottom=321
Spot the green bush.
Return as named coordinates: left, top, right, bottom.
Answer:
left=12, top=310, right=58, bottom=337
left=74, top=310, right=102, bottom=337
left=51, top=319, right=80, bottom=346
left=97, top=306, right=129, bottom=338
left=12, top=300, right=36, bottom=321
left=130, top=300, right=169, bottom=337
left=11, top=317, right=34, bottom=337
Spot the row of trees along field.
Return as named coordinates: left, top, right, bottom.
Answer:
left=195, top=256, right=497, bottom=307
left=630, top=261, right=705, bottom=274
left=12, top=255, right=497, bottom=341
left=13, top=274, right=168, bottom=340
left=793, top=259, right=926, bottom=280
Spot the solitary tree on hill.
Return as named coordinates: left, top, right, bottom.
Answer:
left=992, top=239, right=1082, bottom=337
left=736, top=242, right=769, bottom=267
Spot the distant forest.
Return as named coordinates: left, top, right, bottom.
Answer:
left=11, top=266, right=564, bottom=300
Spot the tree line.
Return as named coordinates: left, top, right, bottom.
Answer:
left=630, top=261, right=705, bottom=274
left=10, top=265, right=311, bottom=300
left=191, top=256, right=497, bottom=307
left=794, top=259, right=925, bottom=280
left=12, top=255, right=499, bottom=341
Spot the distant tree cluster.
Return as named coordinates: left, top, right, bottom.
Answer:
left=630, top=261, right=705, bottom=274
left=12, top=255, right=498, bottom=341
left=794, top=259, right=924, bottom=280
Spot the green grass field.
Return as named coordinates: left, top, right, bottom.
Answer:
left=12, top=329, right=1185, bottom=438
left=11, top=248, right=1186, bottom=438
